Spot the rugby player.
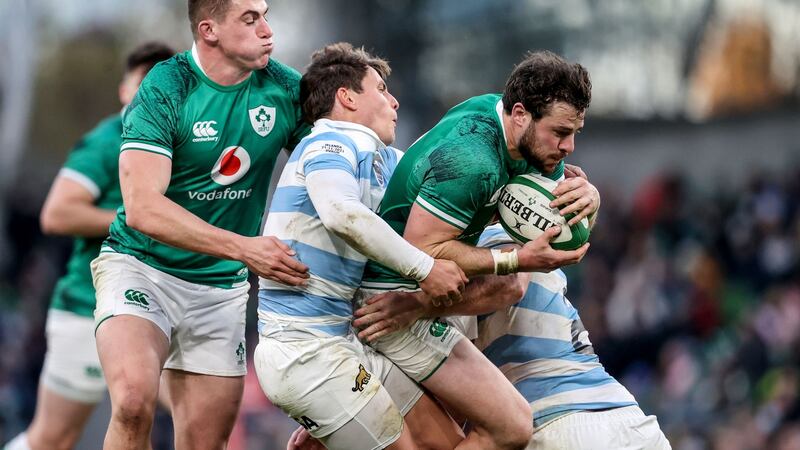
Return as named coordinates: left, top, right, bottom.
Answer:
left=354, top=224, right=672, bottom=449
left=3, top=42, right=173, bottom=450
left=355, top=50, right=599, bottom=450
left=90, top=1, right=310, bottom=448
left=255, top=42, right=466, bottom=450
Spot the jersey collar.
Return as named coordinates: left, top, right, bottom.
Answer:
left=314, top=119, right=386, bottom=152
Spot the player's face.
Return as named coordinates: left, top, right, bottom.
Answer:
left=518, top=101, right=584, bottom=174
left=215, top=0, right=273, bottom=70
left=353, top=67, right=399, bottom=145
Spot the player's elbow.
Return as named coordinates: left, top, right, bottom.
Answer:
left=39, top=204, right=69, bottom=236
left=123, top=194, right=156, bottom=235
left=318, top=200, right=357, bottom=237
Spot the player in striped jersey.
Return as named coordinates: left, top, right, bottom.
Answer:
left=255, top=43, right=466, bottom=450
left=355, top=223, right=671, bottom=449
left=476, top=225, right=671, bottom=449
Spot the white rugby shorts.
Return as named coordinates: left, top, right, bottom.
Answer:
left=41, top=309, right=107, bottom=403
left=91, top=252, right=249, bottom=376
left=530, top=405, right=671, bottom=449
left=253, top=330, right=422, bottom=447
left=353, top=287, right=467, bottom=382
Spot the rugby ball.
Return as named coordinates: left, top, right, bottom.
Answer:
left=497, top=173, right=590, bottom=250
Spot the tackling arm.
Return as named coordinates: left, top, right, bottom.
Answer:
left=119, top=150, right=309, bottom=285
left=305, top=168, right=466, bottom=304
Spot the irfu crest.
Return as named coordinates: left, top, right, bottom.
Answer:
left=248, top=105, right=276, bottom=137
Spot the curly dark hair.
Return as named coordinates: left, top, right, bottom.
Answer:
left=300, top=42, right=391, bottom=124
left=502, top=50, right=592, bottom=118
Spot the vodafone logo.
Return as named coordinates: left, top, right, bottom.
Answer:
left=211, top=146, right=251, bottom=185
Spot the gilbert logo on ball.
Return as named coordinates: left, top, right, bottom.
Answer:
left=497, top=173, right=590, bottom=250
left=211, top=146, right=251, bottom=185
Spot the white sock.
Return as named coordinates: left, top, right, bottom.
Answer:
left=4, top=432, right=31, bottom=450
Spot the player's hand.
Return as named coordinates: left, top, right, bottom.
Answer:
left=517, top=226, right=589, bottom=272
left=564, top=163, right=588, bottom=180
left=287, top=426, right=324, bottom=450
left=418, top=259, right=468, bottom=307
left=240, top=236, right=309, bottom=286
left=353, top=291, right=427, bottom=342
left=550, top=174, right=600, bottom=226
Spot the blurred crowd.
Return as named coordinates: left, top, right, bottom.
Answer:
left=2, top=164, right=800, bottom=449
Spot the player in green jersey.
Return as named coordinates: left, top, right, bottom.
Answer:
left=2, top=42, right=174, bottom=450
left=355, top=50, right=600, bottom=450
left=90, top=1, right=310, bottom=449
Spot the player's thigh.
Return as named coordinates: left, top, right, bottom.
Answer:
left=95, top=314, right=169, bottom=406
left=92, top=252, right=172, bottom=395
left=403, top=391, right=465, bottom=450
left=355, top=288, right=464, bottom=382
left=164, top=369, right=244, bottom=448
left=253, top=334, right=401, bottom=445
left=422, top=338, right=529, bottom=433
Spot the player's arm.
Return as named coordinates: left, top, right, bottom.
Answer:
left=553, top=163, right=601, bottom=229
left=40, top=175, right=116, bottom=237
left=305, top=168, right=467, bottom=305
left=405, top=203, right=588, bottom=276
left=119, top=150, right=308, bottom=285
left=353, top=271, right=530, bottom=342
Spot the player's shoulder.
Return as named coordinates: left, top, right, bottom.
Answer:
left=258, top=57, right=302, bottom=99
left=297, top=126, right=359, bottom=157
left=137, top=52, right=197, bottom=103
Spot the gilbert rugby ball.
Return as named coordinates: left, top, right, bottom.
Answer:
left=497, top=173, right=590, bottom=250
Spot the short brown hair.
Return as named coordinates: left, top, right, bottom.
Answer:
left=125, top=41, right=174, bottom=74
left=300, top=42, right=391, bottom=123
left=502, top=50, right=592, bottom=119
left=188, top=0, right=233, bottom=37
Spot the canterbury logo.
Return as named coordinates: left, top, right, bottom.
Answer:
left=352, top=364, right=371, bottom=392
left=192, top=121, right=219, bottom=142
left=123, top=289, right=150, bottom=308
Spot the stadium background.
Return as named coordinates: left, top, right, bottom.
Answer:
left=1, top=0, right=800, bottom=448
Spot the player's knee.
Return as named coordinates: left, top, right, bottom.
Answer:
left=112, top=388, right=157, bottom=430
left=498, top=405, right=533, bottom=450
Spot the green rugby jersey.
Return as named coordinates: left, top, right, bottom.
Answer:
left=105, top=50, right=309, bottom=288
left=362, top=94, right=563, bottom=288
left=52, top=114, right=124, bottom=317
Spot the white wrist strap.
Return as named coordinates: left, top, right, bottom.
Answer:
left=491, top=248, right=519, bottom=275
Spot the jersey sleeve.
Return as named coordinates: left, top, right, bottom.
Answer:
left=120, top=67, right=181, bottom=159
left=300, top=134, right=359, bottom=178
left=414, top=143, right=499, bottom=231
left=60, top=118, right=120, bottom=199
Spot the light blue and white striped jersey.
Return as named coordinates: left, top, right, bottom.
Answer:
left=476, top=225, right=637, bottom=428
left=258, top=119, right=402, bottom=337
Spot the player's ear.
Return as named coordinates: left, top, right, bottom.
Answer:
left=511, top=102, right=532, bottom=128
left=197, top=19, right=219, bottom=44
left=336, top=87, right=357, bottom=111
